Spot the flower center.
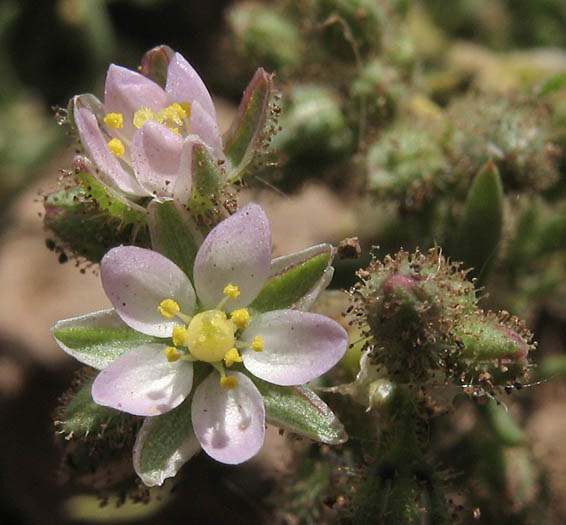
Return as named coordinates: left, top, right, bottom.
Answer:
left=186, top=310, right=236, bottom=363
left=104, top=101, right=192, bottom=157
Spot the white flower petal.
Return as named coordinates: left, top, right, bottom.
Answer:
left=191, top=371, right=265, bottom=464
left=165, top=53, right=217, bottom=121
left=74, top=107, right=148, bottom=197
left=189, top=100, right=222, bottom=152
left=104, top=64, right=168, bottom=139
left=193, top=203, right=271, bottom=311
left=101, top=246, right=196, bottom=337
left=241, top=309, right=349, bottom=386
left=130, top=120, right=184, bottom=200
left=92, top=344, right=194, bottom=416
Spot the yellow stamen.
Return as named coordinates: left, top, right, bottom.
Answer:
left=223, top=284, right=241, bottom=300
left=172, top=326, right=189, bottom=347
left=179, top=102, right=192, bottom=118
left=104, top=112, right=124, bottom=128
left=224, top=348, right=243, bottom=367
left=231, top=308, right=250, bottom=329
left=164, top=346, right=182, bottom=362
left=220, top=375, right=239, bottom=389
left=158, top=298, right=180, bottom=318
left=250, top=336, right=264, bottom=352
left=133, top=107, right=154, bottom=129
left=107, top=138, right=125, bottom=157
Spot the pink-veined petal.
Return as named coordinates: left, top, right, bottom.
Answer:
left=74, top=107, right=148, bottom=197
left=104, top=64, right=168, bottom=139
left=191, top=371, right=265, bottom=464
left=241, top=310, right=349, bottom=386
left=189, top=100, right=222, bottom=152
left=92, top=344, right=194, bottom=416
left=165, top=53, right=216, bottom=121
left=131, top=120, right=184, bottom=200
left=193, top=203, right=271, bottom=311
left=101, top=246, right=196, bottom=337
left=171, top=136, right=202, bottom=204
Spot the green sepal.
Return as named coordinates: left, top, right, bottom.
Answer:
left=454, top=160, right=503, bottom=281
left=57, top=374, right=138, bottom=439
left=52, top=309, right=165, bottom=370
left=77, top=171, right=148, bottom=228
left=189, top=142, right=224, bottom=215
left=223, top=67, right=274, bottom=182
left=457, top=319, right=529, bottom=363
left=148, top=200, right=202, bottom=281
left=249, top=244, right=334, bottom=313
left=44, top=181, right=149, bottom=262
left=247, top=373, right=347, bottom=445
left=139, top=45, right=175, bottom=88
left=133, top=363, right=210, bottom=486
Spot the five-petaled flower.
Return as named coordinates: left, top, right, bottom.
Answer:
left=72, top=51, right=222, bottom=201
left=53, top=203, right=348, bottom=483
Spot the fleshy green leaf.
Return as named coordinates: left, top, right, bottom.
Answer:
left=249, top=244, right=334, bottom=313
left=133, top=364, right=210, bottom=486
left=189, top=143, right=224, bottom=215
left=57, top=375, right=138, bottom=439
left=52, top=309, right=164, bottom=370
left=148, top=200, right=202, bottom=281
left=454, top=160, right=503, bottom=282
left=248, top=375, right=347, bottom=445
left=223, top=68, right=274, bottom=182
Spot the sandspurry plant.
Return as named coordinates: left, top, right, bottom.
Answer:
left=53, top=203, right=348, bottom=485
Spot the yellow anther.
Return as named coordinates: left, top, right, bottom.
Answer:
left=224, top=348, right=243, bottom=367
left=133, top=107, right=155, bottom=129
left=164, top=346, right=182, bottom=362
left=179, top=102, right=191, bottom=118
left=158, top=299, right=181, bottom=318
left=223, top=284, right=241, bottom=300
left=107, top=138, right=125, bottom=157
left=231, top=308, right=250, bottom=329
left=172, top=326, right=189, bottom=347
left=220, top=375, right=239, bottom=389
left=250, top=336, right=264, bottom=352
left=104, top=112, right=124, bottom=128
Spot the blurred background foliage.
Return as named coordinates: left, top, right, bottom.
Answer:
left=1, top=0, right=566, bottom=523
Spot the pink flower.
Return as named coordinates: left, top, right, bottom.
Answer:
left=72, top=52, right=222, bottom=201
left=54, top=203, right=348, bottom=484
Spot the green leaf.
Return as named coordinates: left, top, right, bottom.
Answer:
left=57, top=375, right=138, bottom=439
left=133, top=396, right=199, bottom=487
left=148, top=200, right=202, bottom=280
left=453, top=160, right=503, bottom=282
left=249, top=243, right=334, bottom=313
left=52, top=309, right=164, bottom=370
left=248, top=375, right=347, bottom=444
left=223, top=68, right=274, bottom=182
left=189, top=143, right=224, bottom=215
